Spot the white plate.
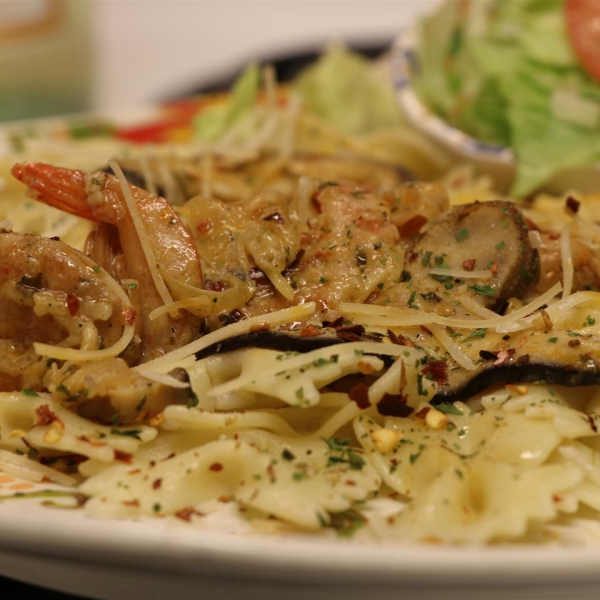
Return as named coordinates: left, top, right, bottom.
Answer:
left=2, top=99, right=600, bottom=600
left=1, top=477, right=600, bottom=600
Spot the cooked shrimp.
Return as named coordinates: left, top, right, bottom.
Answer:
left=11, top=162, right=204, bottom=361
left=0, top=231, right=130, bottom=391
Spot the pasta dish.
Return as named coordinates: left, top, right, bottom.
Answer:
left=1, top=53, right=600, bottom=546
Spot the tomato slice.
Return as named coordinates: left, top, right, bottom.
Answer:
left=565, top=0, right=600, bottom=82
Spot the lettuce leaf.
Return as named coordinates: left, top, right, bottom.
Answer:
left=194, top=63, right=260, bottom=142
left=416, top=0, right=600, bottom=197
left=294, top=44, right=404, bottom=135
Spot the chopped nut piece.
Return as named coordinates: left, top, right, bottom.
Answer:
left=357, top=360, right=378, bottom=375
left=425, top=407, right=450, bottom=430
left=43, top=419, right=64, bottom=443
left=506, top=384, right=528, bottom=395
left=370, top=428, right=401, bottom=454
left=148, top=412, right=165, bottom=427
left=9, top=429, right=28, bottom=439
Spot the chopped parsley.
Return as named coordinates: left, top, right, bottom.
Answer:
left=435, top=402, right=463, bottom=415
left=461, top=328, right=487, bottom=342
left=454, top=228, right=469, bottom=242
left=468, top=284, right=495, bottom=297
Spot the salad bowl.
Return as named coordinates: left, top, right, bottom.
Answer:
left=391, top=2, right=600, bottom=197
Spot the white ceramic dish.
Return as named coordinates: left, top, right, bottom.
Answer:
left=0, top=475, right=600, bottom=599
left=2, top=99, right=600, bottom=600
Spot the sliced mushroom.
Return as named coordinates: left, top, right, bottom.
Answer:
left=430, top=326, right=600, bottom=401
left=380, top=200, right=540, bottom=313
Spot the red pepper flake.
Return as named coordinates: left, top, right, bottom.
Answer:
left=587, top=413, right=598, bottom=433
left=122, top=306, right=137, bottom=326
left=516, top=353, right=531, bottom=365
left=196, top=219, right=212, bottom=234
left=122, top=499, right=140, bottom=507
left=387, top=329, right=417, bottom=348
left=336, top=323, right=365, bottom=342
left=345, top=480, right=356, bottom=486
left=422, top=360, right=448, bottom=385
left=209, top=462, right=224, bottom=472
left=208, top=281, right=225, bottom=292
left=218, top=495, right=230, bottom=503
left=552, top=495, right=563, bottom=503
left=568, top=339, right=581, bottom=347
left=414, top=406, right=430, bottom=419
left=565, top=196, right=581, bottom=214
left=357, top=360, right=378, bottom=375
left=66, top=293, right=80, bottom=316
left=407, top=251, right=418, bottom=263
left=364, top=291, right=380, bottom=304
left=490, top=262, right=498, bottom=274
left=299, top=324, right=321, bottom=337
left=114, top=450, right=133, bottom=463
left=398, top=215, right=427, bottom=238
left=128, top=468, right=142, bottom=475
left=348, top=382, right=371, bottom=409
left=175, top=506, right=201, bottom=522
left=323, top=316, right=345, bottom=329
left=377, top=393, right=413, bottom=418
left=35, top=405, right=62, bottom=427
left=152, top=478, right=163, bottom=490
left=462, top=259, right=476, bottom=271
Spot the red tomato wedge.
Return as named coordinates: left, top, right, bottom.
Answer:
left=565, top=0, right=600, bottom=82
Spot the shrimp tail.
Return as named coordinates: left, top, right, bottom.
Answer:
left=11, top=162, right=97, bottom=221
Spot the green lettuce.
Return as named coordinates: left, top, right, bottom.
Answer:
left=194, top=63, right=260, bottom=142
left=294, top=44, right=404, bottom=135
left=416, top=0, right=600, bottom=197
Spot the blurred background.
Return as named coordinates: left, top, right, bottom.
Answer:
left=0, top=0, right=438, bottom=122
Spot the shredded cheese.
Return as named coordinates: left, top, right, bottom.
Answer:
left=428, top=267, right=492, bottom=280
left=138, top=152, right=158, bottom=197
left=136, top=302, right=317, bottom=373
left=134, top=368, right=190, bottom=389
left=427, top=323, right=477, bottom=370
left=0, top=448, right=77, bottom=487
left=34, top=256, right=135, bottom=361
left=560, top=227, right=574, bottom=299
left=109, top=160, right=175, bottom=308
left=340, top=281, right=563, bottom=332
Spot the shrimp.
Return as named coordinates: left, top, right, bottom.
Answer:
left=11, top=162, right=204, bottom=362
left=0, top=230, right=129, bottom=391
